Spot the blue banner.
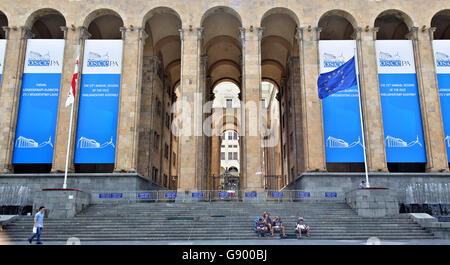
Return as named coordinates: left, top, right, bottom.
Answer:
left=433, top=40, right=450, bottom=162
left=12, top=40, right=64, bottom=164
left=99, top=193, right=123, bottom=198
left=192, top=192, right=204, bottom=198
left=245, top=192, right=257, bottom=198
left=272, top=192, right=284, bottom=197
left=137, top=193, right=151, bottom=198
left=298, top=192, right=310, bottom=198
left=165, top=193, right=177, bottom=198
left=376, top=40, right=426, bottom=163
left=319, top=41, right=364, bottom=163
left=325, top=192, right=337, bottom=198
left=218, top=192, right=231, bottom=198
left=74, top=40, right=123, bottom=164
left=74, top=74, right=121, bottom=163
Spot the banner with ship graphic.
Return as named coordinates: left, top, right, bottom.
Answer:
left=74, top=40, right=123, bottom=164
left=433, top=40, right=450, bottom=162
left=319, top=40, right=364, bottom=163
left=0, top=40, right=5, bottom=85
left=375, top=40, right=426, bottom=163
left=12, top=39, right=65, bottom=164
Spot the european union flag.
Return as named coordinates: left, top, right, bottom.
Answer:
left=317, top=56, right=357, bottom=99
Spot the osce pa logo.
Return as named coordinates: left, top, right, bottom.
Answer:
left=436, top=52, right=450, bottom=67
left=27, top=50, right=60, bottom=67
left=323, top=52, right=345, bottom=68
left=87, top=51, right=119, bottom=68
left=378, top=51, right=411, bottom=67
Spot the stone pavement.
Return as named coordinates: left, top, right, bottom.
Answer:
left=4, top=239, right=450, bottom=245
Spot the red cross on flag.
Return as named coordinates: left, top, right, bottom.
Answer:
left=65, top=47, right=80, bottom=107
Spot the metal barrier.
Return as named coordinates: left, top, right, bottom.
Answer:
left=90, top=189, right=344, bottom=203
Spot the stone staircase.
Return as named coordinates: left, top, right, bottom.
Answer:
left=3, top=202, right=435, bottom=241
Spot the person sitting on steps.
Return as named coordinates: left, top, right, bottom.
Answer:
left=295, top=217, right=311, bottom=239
left=271, top=216, right=287, bottom=238
left=256, top=217, right=267, bottom=238
left=263, top=211, right=272, bottom=235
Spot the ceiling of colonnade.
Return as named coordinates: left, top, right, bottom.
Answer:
left=27, top=9, right=66, bottom=39
left=261, top=9, right=298, bottom=90
left=87, top=12, right=123, bottom=39
left=0, top=11, right=7, bottom=39
left=432, top=10, right=450, bottom=39
left=318, top=13, right=355, bottom=40
left=143, top=10, right=181, bottom=90
left=375, top=10, right=411, bottom=40
left=202, top=7, right=242, bottom=93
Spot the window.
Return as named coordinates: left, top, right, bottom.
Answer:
left=163, top=174, right=168, bottom=187
left=290, top=133, right=294, bottom=150
left=233, top=152, right=238, bottom=160
left=152, top=167, right=158, bottom=182
left=228, top=132, right=233, bottom=140
left=233, top=132, right=238, bottom=140
left=221, top=145, right=225, bottom=148
left=154, top=133, right=159, bottom=149
left=166, top=113, right=170, bottom=129
left=226, top=99, right=232, bottom=108
left=156, top=98, right=161, bottom=116
left=228, top=152, right=233, bottom=160
left=221, top=152, right=225, bottom=160
left=164, top=144, right=169, bottom=159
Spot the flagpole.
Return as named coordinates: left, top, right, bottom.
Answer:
left=63, top=46, right=80, bottom=189
left=354, top=48, right=370, bottom=188
left=63, top=100, right=74, bottom=189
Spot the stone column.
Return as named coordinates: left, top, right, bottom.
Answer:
left=0, top=26, right=33, bottom=172
left=275, top=92, right=283, bottom=189
left=177, top=27, right=202, bottom=192
left=298, top=27, right=326, bottom=172
left=137, top=55, right=159, bottom=178
left=287, top=52, right=304, bottom=176
left=408, top=27, right=448, bottom=172
left=354, top=27, right=388, bottom=172
left=210, top=103, right=221, bottom=190
left=198, top=49, right=208, bottom=190
left=240, top=27, right=264, bottom=192
left=52, top=26, right=89, bottom=172
left=114, top=27, right=145, bottom=172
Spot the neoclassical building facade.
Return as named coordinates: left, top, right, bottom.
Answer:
left=0, top=0, right=449, bottom=195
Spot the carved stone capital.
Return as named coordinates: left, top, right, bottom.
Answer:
left=295, top=27, right=304, bottom=43
left=2, top=26, right=10, bottom=39
left=351, top=26, right=362, bottom=40
left=60, top=26, right=68, bottom=40
left=20, top=26, right=34, bottom=40
left=78, top=26, right=91, bottom=43
left=428, top=27, right=436, bottom=41
left=178, top=28, right=184, bottom=41
left=256, top=27, right=264, bottom=41
left=238, top=27, right=245, bottom=45
left=197, top=27, right=204, bottom=41
left=406, top=26, right=418, bottom=41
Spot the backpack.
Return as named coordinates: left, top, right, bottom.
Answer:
left=253, top=217, right=259, bottom=232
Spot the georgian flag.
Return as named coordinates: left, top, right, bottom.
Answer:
left=65, top=47, right=80, bottom=107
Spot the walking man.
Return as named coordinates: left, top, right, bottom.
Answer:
left=28, top=206, right=45, bottom=244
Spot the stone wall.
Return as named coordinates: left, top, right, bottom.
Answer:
left=286, top=172, right=450, bottom=203
left=33, top=189, right=91, bottom=218
left=0, top=173, right=163, bottom=205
